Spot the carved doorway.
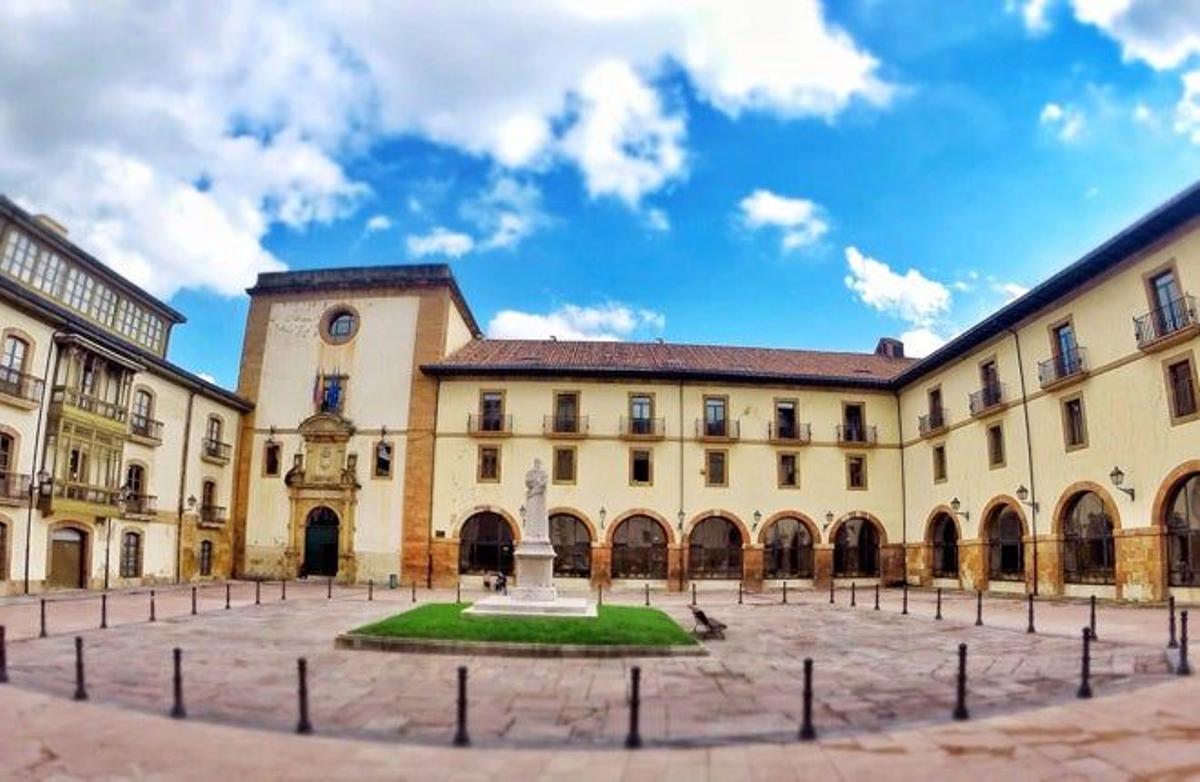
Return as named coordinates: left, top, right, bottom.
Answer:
left=303, top=506, right=340, bottom=577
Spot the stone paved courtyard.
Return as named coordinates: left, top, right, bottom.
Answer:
left=0, top=581, right=1178, bottom=749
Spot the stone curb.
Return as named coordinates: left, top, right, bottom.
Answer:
left=335, top=633, right=709, bottom=658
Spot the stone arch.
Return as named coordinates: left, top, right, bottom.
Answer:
left=605, top=508, right=675, bottom=546
left=1152, top=460, right=1200, bottom=530
left=547, top=505, right=598, bottom=543
left=683, top=509, right=751, bottom=548
left=980, top=495, right=1028, bottom=540
left=1051, top=481, right=1123, bottom=536
left=44, top=519, right=94, bottom=589
left=451, top=505, right=522, bottom=544
left=923, top=505, right=962, bottom=543
left=829, top=513, right=885, bottom=577
left=0, top=423, right=22, bottom=470
left=757, top=510, right=820, bottom=546
left=1, top=326, right=37, bottom=372
left=827, top=511, right=889, bottom=547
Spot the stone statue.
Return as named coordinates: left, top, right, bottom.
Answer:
left=522, top=459, right=550, bottom=543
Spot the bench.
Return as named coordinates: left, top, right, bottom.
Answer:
left=689, top=606, right=727, bottom=640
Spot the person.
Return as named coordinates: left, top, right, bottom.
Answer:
left=495, top=572, right=508, bottom=594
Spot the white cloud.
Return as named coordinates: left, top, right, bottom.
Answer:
left=739, top=189, right=829, bottom=251
left=197, top=372, right=218, bottom=385
left=406, top=227, right=475, bottom=258
left=645, top=208, right=671, bottom=232
left=993, top=281, right=1030, bottom=301
left=843, top=246, right=951, bottom=324
left=1133, top=101, right=1158, bottom=125
left=463, top=176, right=545, bottom=250
left=899, top=328, right=949, bottom=359
left=1039, top=102, right=1087, bottom=141
left=1008, top=0, right=1056, bottom=34
left=487, top=302, right=666, bottom=341
left=1175, top=70, right=1200, bottom=143
left=364, top=214, right=393, bottom=233
left=1070, top=0, right=1200, bottom=70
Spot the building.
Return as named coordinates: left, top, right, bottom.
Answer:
left=0, top=197, right=247, bottom=594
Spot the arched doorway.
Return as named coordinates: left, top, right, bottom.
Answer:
left=611, top=515, right=668, bottom=579
left=302, top=507, right=340, bottom=577
left=929, top=513, right=959, bottom=578
left=688, top=516, right=743, bottom=579
left=763, top=517, right=814, bottom=579
left=458, top=512, right=515, bottom=575
left=1166, top=473, right=1200, bottom=586
left=833, top=517, right=881, bottom=577
left=1062, top=491, right=1115, bottom=584
left=48, top=527, right=86, bottom=588
left=985, top=504, right=1024, bottom=581
left=550, top=513, right=591, bottom=577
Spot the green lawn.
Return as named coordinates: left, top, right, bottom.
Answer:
left=351, top=603, right=697, bottom=647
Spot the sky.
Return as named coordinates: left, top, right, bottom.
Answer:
left=2, top=0, right=1200, bottom=388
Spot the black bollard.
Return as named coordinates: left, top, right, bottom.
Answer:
left=625, top=666, right=642, bottom=749
left=100, top=593, right=108, bottom=630
left=783, top=581, right=788, bottom=604
left=255, top=579, right=261, bottom=605
left=191, top=586, right=197, bottom=616
left=953, top=643, right=969, bottom=720
left=1169, top=595, right=1178, bottom=649
left=0, top=625, right=7, bottom=683
left=411, top=581, right=417, bottom=603
left=150, top=589, right=156, bottom=622
left=1180, top=610, right=1192, bottom=677
left=936, top=588, right=942, bottom=621
left=170, top=647, right=186, bottom=719
left=902, top=582, right=909, bottom=615
left=1078, top=627, right=1093, bottom=698
left=799, top=657, right=816, bottom=741
left=738, top=581, right=743, bottom=605
left=874, top=583, right=880, bottom=611
left=829, top=579, right=834, bottom=604
left=327, top=576, right=333, bottom=600
left=851, top=582, right=856, bottom=608
left=454, top=666, right=470, bottom=747
left=73, top=636, right=87, bottom=701
left=644, top=583, right=650, bottom=606
left=39, top=598, right=47, bottom=638
left=691, top=582, right=696, bottom=606
left=225, top=582, right=231, bottom=610
left=296, top=658, right=312, bottom=734
left=1089, top=595, right=1098, bottom=641
left=371, top=579, right=376, bottom=602
left=1027, top=594, right=1036, bottom=634
left=282, top=580, right=287, bottom=601
left=975, top=590, right=983, bottom=627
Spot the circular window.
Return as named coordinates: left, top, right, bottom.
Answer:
left=320, top=306, right=359, bottom=344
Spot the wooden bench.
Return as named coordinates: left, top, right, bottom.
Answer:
left=689, top=606, right=727, bottom=640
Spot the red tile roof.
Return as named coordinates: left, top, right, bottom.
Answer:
left=423, top=339, right=915, bottom=387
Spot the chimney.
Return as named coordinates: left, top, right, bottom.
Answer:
left=874, top=337, right=905, bottom=359
left=34, top=214, right=68, bottom=238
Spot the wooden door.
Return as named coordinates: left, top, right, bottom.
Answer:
left=49, top=528, right=85, bottom=588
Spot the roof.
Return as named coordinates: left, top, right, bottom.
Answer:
left=423, top=339, right=915, bottom=388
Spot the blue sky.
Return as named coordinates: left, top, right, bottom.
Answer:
left=2, top=1, right=1199, bottom=388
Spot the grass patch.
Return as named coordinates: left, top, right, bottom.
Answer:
left=351, top=603, right=697, bottom=647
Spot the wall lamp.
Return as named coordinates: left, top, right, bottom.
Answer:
left=519, top=504, right=527, bottom=527
left=677, top=509, right=685, bottom=533
left=752, top=509, right=762, bottom=532
left=1109, top=466, right=1135, bottom=501
left=823, top=510, right=835, bottom=532
left=598, top=505, right=607, bottom=531
left=1015, top=485, right=1039, bottom=513
left=949, top=497, right=970, bottom=521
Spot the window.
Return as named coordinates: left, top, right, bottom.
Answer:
left=1, top=230, right=39, bottom=282
left=986, top=506, right=1024, bottom=580
left=206, top=416, right=223, bottom=443
left=629, top=394, right=654, bottom=435
left=264, top=442, right=282, bottom=477
left=120, top=531, right=142, bottom=578
left=932, top=444, right=947, bottom=482
left=553, top=446, right=576, bottom=484
left=703, top=396, right=728, bottom=438
left=630, top=449, right=653, bottom=485
left=1165, top=355, right=1199, bottom=424
left=201, top=479, right=216, bottom=510
left=1062, top=491, right=1115, bottom=585
left=62, top=266, right=95, bottom=312
left=0, top=432, right=12, bottom=476
left=479, top=391, right=505, bottom=431
left=477, top=446, right=500, bottom=482
left=980, top=359, right=999, bottom=393
left=0, top=520, right=7, bottom=580
left=611, top=515, right=667, bottom=579
left=778, top=452, right=798, bottom=488
left=846, top=455, right=867, bottom=489
left=833, top=517, right=880, bottom=577
left=328, top=311, right=356, bottom=338
left=373, top=441, right=393, bottom=478
left=552, top=392, right=580, bottom=434
left=774, top=399, right=798, bottom=440
left=132, top=389, right=152, bottom=420
left=930, top=514, right=959, bottom=578
left=458, top=513, right=514, bottom=575
left=842, top=402, right=867, bottom=442
left=688, top=516, right=743, bottom=579
left=704, top=449, right=727, bottom=487
left=0, top=335, right=29, bottom=396
left=1166, top=473, right=1200, bottom=587
left=763, top=518, right=813, bottom=579
left=125, top=463, right=146, bottom=497
left=1148, top=268, right=1186, bottom=337
left=986, top=423, right=1006, bottom=467
left=1049, top=320, right=1083, bottom=378
left=199, top=540, right=213, bottom=576
left=550, top=514, right=591, bottom=577
left=1062, top=396, right=1088, bottom=449
left=928, top=387, right=944, bottom=424
left=318, top=374, right=347, bottom=414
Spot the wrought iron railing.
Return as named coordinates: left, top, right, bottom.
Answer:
left=695, top=418, right=740, bottom=440
left=126, top=494, right=157, bottom=516
left=763, top=545, right=814, bottom=579
left=836, top=424, right=877, bottom=445
left=931, top=542, right=959, bottom=578
left=1037, top=347, right=1088, bottom=388
left=768, top=421, right=812, bottom=443
left=467, top=413, right=513, bottom=435
left=0, top=471, right=30, bottom=502
left=542, top=414, right=588, bottom=436
left=199, top=504, right=227, bottom=525
left=130, top=414, right=164, bottom=441
left=1062, top=534, right=1116, bottom=585
left=619, top=416, right=665, bottom=438
left=52, top=386, right=128, bottom=423
left=918, top=407, right=948, bottom=437
left=202, top=438, right=232, bottom=462
left=969, top=383, right=1006, bottom=416
left=1134, top=294, right=1197, bottom=348
left=54, top=481, right=121, bottom=506
left=0, top=367, right=45, bottom=403
left=987, top=539, right=1025, bottom=581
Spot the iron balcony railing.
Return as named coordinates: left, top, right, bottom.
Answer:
left=0, top=471, right=31, bottom=502
left=54, top=481, right=122, bottom=507
left=130, top=414, right=164, bottom=441
left=619, top=416, right=665, bottom=438
left=918, top=407, right=949, bottom=437
left=969, top=382, right=1006, bottom=416
left=1134, top=294, right=1197, bottom=348
left=1037, top=346, right=1088, bottom=388
left=52, top=386, right=128, bottom=423
left=836, top=424, right=877, bottom=445
left=768, top=421, right=812, bottom=443
left=199, top=504, right=227, bottom=525
left=695, top=418, right=740, bottom=440
left=467, top=413, right=513, bottom=435
left=202, top=438, right=232, bottom=462
left=0, top=367, right=45, bottom=404
left=542, top=414, right=588, bottom=436
left=126, top=493, right=157, bottom=516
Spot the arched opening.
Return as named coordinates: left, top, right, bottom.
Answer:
left=985, top=505, right=1024, bottom=581
left=929, top=513, right=959, bottom=578
left=611, top=515, right=668, bottom=579
left=48, top=526, right=87, bottom=588
left=302, top=506, right=340, bottom=577
left=458, top=512, right=515, bottom=575
left=763, top=517, right=814, bottom=579
left=833, top=517, right=881, bottom=577
left=120, top=530, right=142, bottom=578
left=550, top=513, right=591, bottom=577
left=688, top=516, right=743, bottom=579
left=1166, top=473, right=1200, bottom=586
left=1062, top=491, right=1115, bottom=584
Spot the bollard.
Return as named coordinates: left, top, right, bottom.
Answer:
left=644, top=583, right=650, bottom=606
left=1078, top=627, right=1093, bottom=698
left=902, top=582, right=909, bottom=615
left=738, top=581, right=743, bottom=605
left=170, top=647, right=186, bottom=719
left=191, top=586, right=197, bottom=616
left=150, top=589, right=156, bottom=622
left=953, top=643, right=969, bottom=720
left=371, top=579, right=376, bottom=602
left=691, top=582, right=696, bottom=606
left=0, top=625, right=7, bottom=683
left=936, top=588, right=942, bottom=621
left=73, top=636, right=87, bottom=701
left=454, top=666, right=470, bottom=747
left=975, top=590, right=983, bottom=627
left=411, top=581, right=417, bottom=603
left=1180, top=610, right=1192, bottom=677
left=829, top=579, right=834, bottom=604
left=327, top=576, right=333, bottom=600
left=1027, top=594, right=1036, bottom=634
left=783, top=581, right=788, bottom=605
left=1090, top=594, right=1098, bottom=641
left=874, top=583, right=880, bottom=611
left=282, top=580, right=287, bottom=601
left=851, top=582, right=856, bottom=608
left=1169, top=595, right=1178, bottom=649
left=225, top=582, right=231, bottom=610
left=100, top=593, right=108, bottom=630
left=799, top=657, right=816, bottom=741
left=39, top=598, right=47, bottom=638
left=625, top=666, right=642, bottom=749
left=255, top=579, right=261, bottom=605
left=296, top=658, right=312, bottom=734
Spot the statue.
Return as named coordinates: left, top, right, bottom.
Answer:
left=522, top=459, right=550, bottom=543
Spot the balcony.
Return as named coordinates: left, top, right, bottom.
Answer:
left=619, top=416, right=665, bottom=439
left=201, top=438, right=232, bottom=464
left=129, top=414, right=164, bottom=445
left=1037, top=347, right=1089, bottom=390
left=467, top=413, right=513, bottom=436
left=542, top=414, right=588, bottom=438
left=836, top=424, right=878, bottom=446
left=769, top=421, right=812, bottom=444
left=125, top=493, right=157, bottom=517
left=918, top=407, right=949, bottom=438
left=1134, top=295, right=1199, bottom=352
left=0, top=367, right=45, bottom=409
left=51, top=480, right=121, bottom=512
left=52, top=386, right=128, bottom=426
left=0, top=471, right=30, bottom=506
left=696, top=418, right=740, bottom=442
left=969, top=383, right=1006, bottom=417
left=199, top=504, right=227, bottom=527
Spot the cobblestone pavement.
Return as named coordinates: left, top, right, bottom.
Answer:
left=0, top=581, right=1176, bottom=749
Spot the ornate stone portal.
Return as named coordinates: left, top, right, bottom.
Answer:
left=282, top=413, right=360, bottom=582
left=465, top=459, right=596, bottom=618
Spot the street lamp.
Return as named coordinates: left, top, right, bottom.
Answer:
left=950, top=497, right=970, bottom=521
left=1109, top=466, right=1135, bottom=501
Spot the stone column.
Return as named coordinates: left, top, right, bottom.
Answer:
left=881, top=543, right=906, bottom=586
left=1115, top=527, right=1165, bottom=602
left=429, top=538, right=460, bottom=588
left=959, top=539, right=988, bottom=592
left=1033, top=534, right=1062, bottom=596
left=813, top=544, right=833, bottom=588
left=906, top=542, right=930, bottom=586
left=667, top=543, right=685, bottom=592
left=742, top=545, right=764, bottom=592
left=591, top=543, right=612, bottom=589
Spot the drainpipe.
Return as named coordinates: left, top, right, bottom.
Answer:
left=426, top=377, right=441, bottom=588
left=1009, top=328, right=1039, bottom=597
left=23, top=329, right=62, bottom=594
left=176, top=391, right=195, bottom=584
left=677, top=380, right=685, bottom=592
left=895, top=388, right=908, bottom=586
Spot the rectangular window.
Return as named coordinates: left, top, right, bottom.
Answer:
left=1062, top=396, right=1088, bottom=449
left=553, top=446, right=576, bottom=484
left=846, top=455, right=867, bottom=489
left=629, top=393, right=654, bottom=435
left=703, top=396, right=728, bottom=438
left=319, top=374, right=347, bottom=413
left=932, top=444, right=947, bottom=482
left=987, top=423, right=1006, bottom=467
left=1166, top=356, right=1199, bottom=423
left=778, top=452, right=798, bottom=488
left=774, top=399, right=798, bottom=439
left=630, top=449, right=653, bottom=485
left=477, top=446, right=500, bottom=483
left=1, top=230, right=38, bottom=282
left=843, top=402, right=866, bottom=442
left=705, top=449, right=727, bottom=486
left=373, top=441, right=394, bottom=478
left=552, top=391, right=580, bottom=433
left=479, top=391, right=505, bottom=431
left=263, top=442, right=281, bottom=477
